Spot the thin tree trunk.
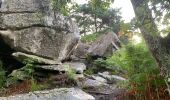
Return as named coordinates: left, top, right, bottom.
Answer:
left=94, top=14, right=97, bottom=32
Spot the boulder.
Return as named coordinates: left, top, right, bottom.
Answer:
left=82, top=78, right=107, bottom=88
left=85, top=85, right=126, bottom=100
left=88, top=32, right=121, bottom=57
left=0, top=88, right=95, bottom=100
left=0, top=0, right=80, bottom=64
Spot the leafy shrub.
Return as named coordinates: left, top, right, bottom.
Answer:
left=63, top=65, right=77, bottom=81
left=81, top=33, right=100, bottom=43
left=52, top=0, right=71, bottom=16
left=81, top=29, right=112, bottom=43
left=22, top=59, right=35, bottom=77
left=6, top=58, right=36, bottom=87
left=106, top=42, right=166, bottom=98
left=85, top=55, right=125, bottom=75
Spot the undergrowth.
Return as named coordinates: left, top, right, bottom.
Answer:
left=0, top=60, right=6, bottom=88
left=84, top=42, right=168, bottom=99
left=107, top=42, right=167, bottom=99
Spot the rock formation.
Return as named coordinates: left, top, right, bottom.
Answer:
left=0, top=0, right=80, bottom=64
left=0, top=0, right=125, bottom=100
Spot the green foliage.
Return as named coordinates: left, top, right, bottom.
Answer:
left=31, top=79, right=45, bottom=91
left=85, top=58, right=108, bottom=74
left=93, top=58, right=110, bottom=71
left=64, top=65, right=76, bottom=80
left=81, top=29, right=112, bottom=43
left=6, top=58, right=36, bottom=86
left=73, top=0, right=121, bottom=35
left=52, top=0, right=72, bottom=15
left=85, top=55, right=112, bottom=74
left=81, top=32, right=99, bottom=43
left=106, top=42, right=165, bottom=91
left=22, top=58, right=36, bottom=77
left=6, top=76, right=19, bottom=87
left=84, top=68, right=94, bottom=75
left=0, top=60, right=6, bottom=88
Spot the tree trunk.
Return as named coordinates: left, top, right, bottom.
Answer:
left=94, top=14, right=98, bottom=32
left=130, top=0, right=170, bottom=77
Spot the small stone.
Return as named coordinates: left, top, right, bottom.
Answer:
left=92, top=75, right=107, bottom=83
left=63, top=62, right=86, bottom=74
left=98, top=72, right=126, bottom=83
left=83, top=78, right=107, bottom=88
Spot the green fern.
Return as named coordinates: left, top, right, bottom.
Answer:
left=106, top=42, right=165, bottom=91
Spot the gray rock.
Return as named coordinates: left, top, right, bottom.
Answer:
left=88, top=32, right=121, bottom=57
left=12, top=52, right=61, bottom=64
left=0, top=88, right=95, bottom=100
left=36, top=62, right=86, bottom=74
left=36, top=65, right=65, bottom=72
left=10, top=70, right=30, bottom=80
left=0, top=0, right=49, bottom=12
left=83, top=78, right=107, bottom=88
left=98, top=72, right=126, bottom=83
left=0, top=0, right=80, bottom=63
left=111, top=75, right=126, bottom=81
left=75, top=74, right=84, bottom=80
left=63, top=62, right=86, bottom=74
left=72, top=42, right=90, bottom=59
left=92, top=75, right=107, bottom=83
left=86, top=86, right=126, bottom=100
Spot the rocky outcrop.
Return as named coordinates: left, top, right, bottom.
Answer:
left=0, top=88, right=95, bottom=100
left=79, top=72, right=126, bottom=100
left=0, top=0, right=80, bottom=64
left=70, top=32, right=121, bottom=61
left=0, top=1, right=124, bottom=100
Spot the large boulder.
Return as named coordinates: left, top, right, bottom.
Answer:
left=0, top=0, right=80, bottom=64
left=0, top=88, right=95, bottom=100
left=88, top=32, right=121, bottom=57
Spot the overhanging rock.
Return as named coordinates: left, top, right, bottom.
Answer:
left=0, top=0, right=80, bottom=64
